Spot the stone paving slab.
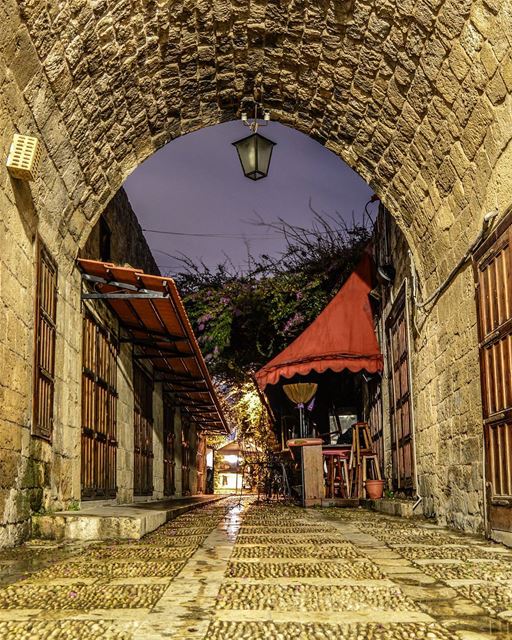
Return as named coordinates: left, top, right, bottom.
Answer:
left=232, top=543, right=362, bottom=558
left=216, top=582, right=421, bottom=612
left=83, top=545, right=197, bottom=560
left=2, top=500, right=512, bottom=638
left=0, top=620, right=131, bottom=640
left=206, top=619, right=458, bottom=639
left=236, top=534, right=348, bottom=544
left=223, top=577, right=396, bottom=587
left=395, top=546, right=512, bottom=561
left=28, top=559, right=186, bottom=580
left=0, top=583, right=167, bottom=610
left=420, top=560, right=512, bottom=583
left=226, top=559, right=384, bottom=579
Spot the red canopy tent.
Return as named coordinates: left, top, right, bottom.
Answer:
left=255, top=253, right=383, bottom=390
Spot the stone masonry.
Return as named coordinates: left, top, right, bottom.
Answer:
left=1, top=0, right=512, bottom=543
left=0, top=185, right=203, bottom=547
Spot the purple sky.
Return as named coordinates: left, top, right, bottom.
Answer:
left=124, top=121, right=374, bottom=275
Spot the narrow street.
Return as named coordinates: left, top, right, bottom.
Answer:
left=0, top=498, right=511, bottom=639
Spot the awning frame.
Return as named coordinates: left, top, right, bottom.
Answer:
left=77, top=259, right=229, bottom=433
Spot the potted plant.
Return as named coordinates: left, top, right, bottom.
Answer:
left=365, top=479, right=385, bottom=499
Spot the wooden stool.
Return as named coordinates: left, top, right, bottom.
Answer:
left=349, top=422, right=372, bottom=467
left=323, top=449, right=350, bottom=498
left=361, top=453, right=381, bottom=497
left=349, top=422, right=377, bottom=499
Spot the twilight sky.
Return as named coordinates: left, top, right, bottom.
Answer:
left=124, top=121, right=374, bottom=275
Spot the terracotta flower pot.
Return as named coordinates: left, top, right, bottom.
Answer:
left=365, top=479, right=385, bottom=500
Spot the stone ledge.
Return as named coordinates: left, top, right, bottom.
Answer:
left=31, top=495, right=226, bottom=542
left=362, top=498, right=416, bottom=518
left=320, top=498, right=360, bottom=508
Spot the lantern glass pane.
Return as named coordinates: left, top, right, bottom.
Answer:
left=233, top=132, right=276, bottom=180
left=255, top=135, right=274, bottom=178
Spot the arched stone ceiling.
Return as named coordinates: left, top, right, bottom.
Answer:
left=3, top=0, right=512, bottom=281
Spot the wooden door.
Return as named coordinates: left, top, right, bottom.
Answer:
left=367, top=379, right=384, bottom=478
left=133, top=364, right=154, bottom=496
left=387, top=292, right=415, bottom=493
left=474, top=221, right=512, bottom=535
left=81, top=315, right=118, bottom=499
left=163, top=399, right=176, bottom=496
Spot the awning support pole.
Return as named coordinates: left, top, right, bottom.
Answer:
left=82, top=292, right=167, bottom=299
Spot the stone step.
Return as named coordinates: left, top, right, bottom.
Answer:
left=30, top=495, right=226, bottom=542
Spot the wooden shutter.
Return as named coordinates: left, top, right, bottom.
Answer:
left=367, top=379, right=384, bottom=478
left=133, top=364, right=154, bottom=496
left=81, top=314, right=118, bottom=499
left=387, top=291, right=415, bottom=492
left=33, top=241, right=58, bottom=440
left=474, top=218, right=512, bottom=534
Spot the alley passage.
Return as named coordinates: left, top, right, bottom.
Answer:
left=0, top=499, right=512, bottom=639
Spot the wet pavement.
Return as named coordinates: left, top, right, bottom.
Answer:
left=0, top=498, right=511, bottom=638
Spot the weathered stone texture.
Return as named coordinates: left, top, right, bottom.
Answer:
left=0, top=0, right=511, bottom=541
left=0, top=178, right=166, bottom=545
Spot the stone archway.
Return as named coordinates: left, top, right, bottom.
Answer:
left=3, top=0, right=509, bottom=275
left=1, top=0, right=512, bottom=543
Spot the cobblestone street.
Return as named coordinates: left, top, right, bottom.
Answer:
left=0, top=498, right=512, bottom=639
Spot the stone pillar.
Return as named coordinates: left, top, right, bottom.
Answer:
left=116, top=341, right=134, bottom=504
left=152, top=382, right=164, bottom=499
left=174, top=407, right=183, bottom=497
left=189, top=425, right=198, bottom=495
left=51, top=266, right=82, bottom=510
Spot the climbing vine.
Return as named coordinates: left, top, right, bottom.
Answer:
left=175, top=211, right=370, bottom=386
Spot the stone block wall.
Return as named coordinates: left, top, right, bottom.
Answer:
left=1, top=0, right=512, bottom=544
left=373, top=209, right=486, bottom=533
left=173, top=408, right=183, bottom=497
left=0, top=180, right=208, bottom=546
left=82, top=188, right=159, bottom=275
left=152, top=382, right=165, bottom=500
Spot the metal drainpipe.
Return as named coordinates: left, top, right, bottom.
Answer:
left=408, top=211, right=499, bottom=516
left=378, top=301, right=390, bottom=483
left=404, top=277, right=422, bottom=511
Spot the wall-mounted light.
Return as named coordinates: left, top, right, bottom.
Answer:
left=377, top=264, right=396, bottom=285
left=233, top=95, right=276, bottom=180
left=6, top=134, right=42, bottom=181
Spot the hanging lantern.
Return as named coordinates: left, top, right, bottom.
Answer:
left=233, top=96, right=276, bottom=180
left=232, top=132, right=276, bottom=181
